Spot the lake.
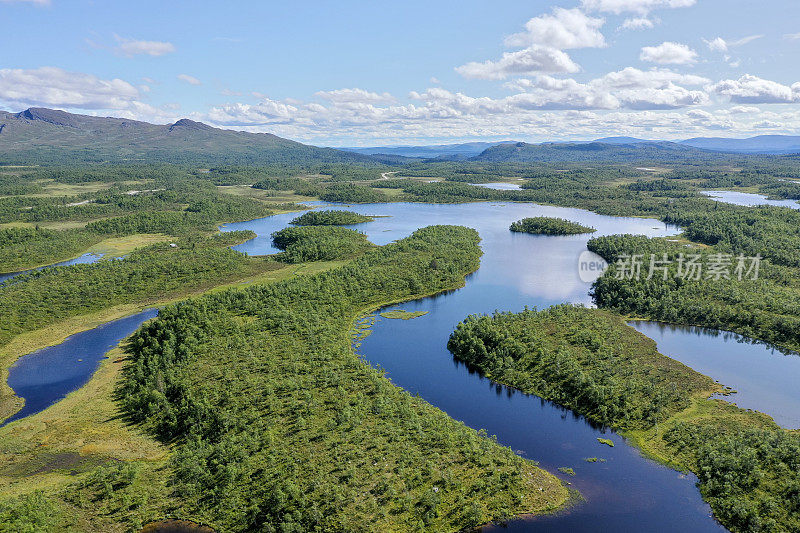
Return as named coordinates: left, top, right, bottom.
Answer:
left=225, top=201, right=729, bottom=531
left=701, top=190, right=800, bottom=210
left=470, top=182, right=523, bottom=190
left=629, top=321, right=800, bottom=429
left=2, top=308, right=158, bottom=427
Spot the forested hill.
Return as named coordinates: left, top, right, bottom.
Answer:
left=0, top=108, right=376, bottom=165
left=470, top=140, right=742, bottom=164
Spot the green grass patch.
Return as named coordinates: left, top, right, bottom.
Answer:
left=380, top=310, right=429, bottom=320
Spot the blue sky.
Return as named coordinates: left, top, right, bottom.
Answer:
left=2, top=0, right=800, bottom=145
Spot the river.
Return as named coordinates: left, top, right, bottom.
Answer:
left=0, top=252, right=104, bottom=285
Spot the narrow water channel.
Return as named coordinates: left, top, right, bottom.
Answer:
left=0, top=252, right=104, bottom=285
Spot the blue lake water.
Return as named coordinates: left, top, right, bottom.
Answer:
left=701, top=190, right=800, bottom=210
left=0, top=252, right=104, bottom=285
left=2, top=308, right=158, bottom=427
left=225, top=201, right=730, bottom=532
left=629, top=321, right=800, bottom=429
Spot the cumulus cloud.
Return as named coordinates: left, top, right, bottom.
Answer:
left=505, top=67, right=708, bottom=110
left=620, top=17, right=655, bottom=30
left=455, top=45, right=580, bottom=80
left=314, top=88, right=395, bottom=104
left=640, top=42, right=697, bottom=64
left=504, top=8, right=606, bottom=49
left=581, top=0, right=695, bottom=15
left=177, top=74, right=202, bottom=86
left=115, top=36, right=176, bottom=57
left=709, top=74, right=800, bottom=104
left=0, top=66, right=141, bottom=109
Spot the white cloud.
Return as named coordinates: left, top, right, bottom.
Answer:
left=504, top=8, right=606, bottom=49
left=0, top=66, right=141, bottom=109
left=704, top=35, right=763, bottom=52
left=115, top=36, right=176, bottom=57
left=177, top=74, right=202, bottom=86
left=195, top=90, right=800, bottom=145
left=640, top=41, right=697, bottom=64
left=455, top=45, right=580, bottom=80
left=620, top=17, right=655, bottom=30
left=705, top=37, right=728, bottom=52
left=730, top=105, right=761, bottom=114
left=506, top=67, right=708, bottom=110
left=314, top=88, right=395, bottom=104
left=785, top=33, right=800, bottom=41
left=581, top=0, right=695, bottom=15
left=710, top=74, right=800, bottom=104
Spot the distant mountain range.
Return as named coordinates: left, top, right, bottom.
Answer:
left=343, top=135, right=800, bottom=159
left=1, top=108, right=799, bottom=166
left=0, top=108, right=373, bottom=165
left=342, top=141, right=518, bottom=159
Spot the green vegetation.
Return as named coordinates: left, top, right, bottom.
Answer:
left=271, top=226, right=374, bottom=263
left=318, top=183, right=388, bottom=203
left=380, top=310, right=429, bottom=320
left=117, top=226, right=567, bottom=531
left=290, top=209, right=374, bottom=226
left=448, top=305, right=716, bottom=429
left=0, top=231, right=274, bottom=348
left=0, top=178, right=282, bottom=272
left=588, top=234, right=800, bottom=352
left=510, top=217, right=596, bottom=236
left=447, top=305, right=800, bottom=533
left=558, top=467, right=576, bottom=476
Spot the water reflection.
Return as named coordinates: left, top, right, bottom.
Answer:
left=630, top=321, right=800, bottom=429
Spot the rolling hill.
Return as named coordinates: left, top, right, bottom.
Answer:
left=0, top=108, right=376, bottom=165
left=469, top=141, right=727, bottom=163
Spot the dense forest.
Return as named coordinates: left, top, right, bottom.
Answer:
left=447, top=305, right=800, bottom=533
left=271, top=226, right=374, bottom=263
left=2, top=154, right=800, bottom=531
left=290, top=210, right=374, bottom=226
left=509, top=217, right=596, bottom=236
left=588, top=234, right=800, bottom=353
left=114, top=226, right=566, bottom=531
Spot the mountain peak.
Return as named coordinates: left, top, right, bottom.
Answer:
left=17, top=107, right=82, bottom=128
left=168, top=118, right=214, bottom=132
